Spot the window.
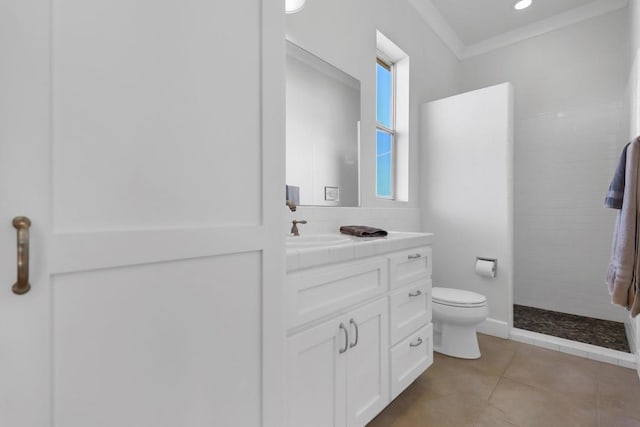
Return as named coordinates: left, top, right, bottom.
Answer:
left=376, top=31, right=409, bottom=201
left=376, top=56, right=394, bottom=199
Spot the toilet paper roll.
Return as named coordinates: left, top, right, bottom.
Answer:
left=475, top=259, right=496, bottom=278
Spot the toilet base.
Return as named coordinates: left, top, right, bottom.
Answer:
left=433, top=322, right=481, bottom=359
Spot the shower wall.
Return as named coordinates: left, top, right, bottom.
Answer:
left=459, top=9, right=630, bottom=322
left=421, top=83, right=514, bottom=338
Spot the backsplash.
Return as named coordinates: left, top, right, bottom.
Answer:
left=283, top=206, right=422, bottom=236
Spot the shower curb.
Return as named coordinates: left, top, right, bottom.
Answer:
left=510, top=327, right=638, bottom=370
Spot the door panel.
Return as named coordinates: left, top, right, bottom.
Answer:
left=52, top=0, right=262, bottom=232
left=53, top=253, right=261, bottom=426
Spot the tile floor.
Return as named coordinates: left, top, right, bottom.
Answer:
left=368, top=334, right=640, bottom=427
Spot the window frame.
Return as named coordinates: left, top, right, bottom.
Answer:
left=376, top=54, right=396, bottom=200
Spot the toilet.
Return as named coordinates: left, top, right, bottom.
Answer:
left=432, top=287, right=488, bottom=359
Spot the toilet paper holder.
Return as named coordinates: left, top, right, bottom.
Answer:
left=476, top=257, right=497, bottom=277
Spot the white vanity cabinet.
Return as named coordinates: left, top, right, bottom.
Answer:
left=287, top=298, right=388, bottom=427
left=286, top=233, right=434, bottom=427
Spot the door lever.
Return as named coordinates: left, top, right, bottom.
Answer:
left=12, top=216, right=31, bottom=295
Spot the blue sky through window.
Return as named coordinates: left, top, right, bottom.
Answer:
left=376, top=63, right=392, bottom=128
left=377, top=59, right=393, bottom=198
left=376, top=130, right=392, bottom=198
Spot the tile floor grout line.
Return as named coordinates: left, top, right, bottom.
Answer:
left=486, top=375, right=502, bottom=403
left=497, top=349, right=518, bottom=385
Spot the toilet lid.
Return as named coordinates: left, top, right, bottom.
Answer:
left=432, top=287, right=487, bottom=307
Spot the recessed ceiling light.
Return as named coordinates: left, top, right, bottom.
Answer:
left=285, top=0, right=306, bottom=14
left=514, top=0, right=532, bottom=10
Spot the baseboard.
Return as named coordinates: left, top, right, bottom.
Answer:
left=626, top=318, right=640, bottom=379
left=625, top=320, right=637, bottom=355
left=477, top=318, right=509, bottom=339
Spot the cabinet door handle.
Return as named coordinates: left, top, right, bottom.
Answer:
left=339, top=323, right=349, bottom=354
left=349, top=318, right=359, bottom=348
left=408, top=253, right=422, bottom=260
left=408, top=290, right=422, bottom=297
left=410, top=338, right=423, bottom=348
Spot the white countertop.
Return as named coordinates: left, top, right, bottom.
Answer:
left=286, top=231, right=434, bottom=271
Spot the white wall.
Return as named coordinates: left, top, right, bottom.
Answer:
left=421, top=83, right=514, bottom=338
left=284, top=0, right=460, bottom=233
left=631, top=0, right=640, bottom=57
left=459, top=10, right=630, bottom=322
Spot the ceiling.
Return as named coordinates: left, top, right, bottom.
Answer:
left=430, top=0, right=597, bottom=45
left=410, top=0, right=629, bottom=58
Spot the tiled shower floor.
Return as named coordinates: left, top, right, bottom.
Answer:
left=513, top=305, right=630, bottom=353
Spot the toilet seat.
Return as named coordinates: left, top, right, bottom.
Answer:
left=432, top=287, right=487, bottom=308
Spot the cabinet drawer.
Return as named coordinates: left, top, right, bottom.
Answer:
left=389, top=247, right=432, bottom=289
left=390, top=324, right=433, bottom=400
left=389, top=280, right=431, bottom=345
left=286, top=257, right=388, bottom=329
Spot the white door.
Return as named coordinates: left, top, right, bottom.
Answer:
left=0, top=1, right=284, bottom=426
left=346, top=298, right=389, bottom=427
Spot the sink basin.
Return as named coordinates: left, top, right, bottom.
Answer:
left=286, top=234, right=352, bottom=248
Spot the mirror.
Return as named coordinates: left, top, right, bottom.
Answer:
left=286, top=41, right=360, bottom=207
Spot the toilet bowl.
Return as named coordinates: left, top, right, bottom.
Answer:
left=432, top=287, right=488, bottom=359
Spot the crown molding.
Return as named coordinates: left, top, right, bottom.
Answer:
left=409, top=0, right=629, bottom=61
left=462, top=0, right=629, bottom=58
left=407, top=0, right=465, bottom=59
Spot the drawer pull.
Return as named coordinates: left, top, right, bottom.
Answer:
left=409, top=338, right=423, bottom=348
left=339, top=323, right=349, bottom=354
left=349, top=318, right=359, bottom=348
left=408, top=254, right=422, bottom=260
left=408, top=290, right=422, bottom=297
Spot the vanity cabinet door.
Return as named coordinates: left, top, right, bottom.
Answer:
left=287, top=317, right=347, bottom=427
left=345, top=298, right=389, bottom=427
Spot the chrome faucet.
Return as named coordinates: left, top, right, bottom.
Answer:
left=291, top=220, right=307, bottom=236
left=286, top=199, right=297, bottom=212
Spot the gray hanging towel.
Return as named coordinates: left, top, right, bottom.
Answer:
left=605, top=142, right=631, bottom=209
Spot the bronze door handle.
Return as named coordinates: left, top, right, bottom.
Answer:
left=12, top=216, right=31, bottom=295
